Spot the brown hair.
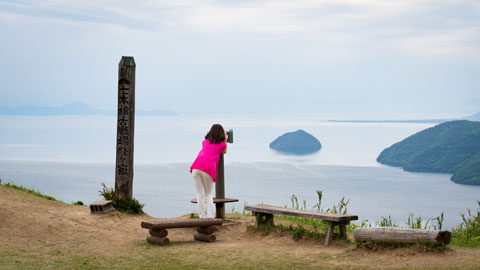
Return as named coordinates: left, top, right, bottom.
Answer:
left=205, top=124, right=225, bottom=144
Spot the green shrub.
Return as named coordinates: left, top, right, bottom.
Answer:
left=99, top=183, right=144, bottom=214
left=249, top=222, right=325, bottom=240
left=72, top=200, right=84, bottom=206
left=292, top=224, right=306, bottom=239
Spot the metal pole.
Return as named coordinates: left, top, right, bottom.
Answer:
left=215, top=154, right=225, bottom=219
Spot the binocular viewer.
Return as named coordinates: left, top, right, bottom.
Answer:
left=226, top=129, right=233, bottom=144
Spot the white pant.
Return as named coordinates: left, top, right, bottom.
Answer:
left=192, top=169, right=215, bottom=218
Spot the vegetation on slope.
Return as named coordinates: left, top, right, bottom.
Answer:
left=452, top=152, right=480, bottom=185
left=0, top=179, right=58, bottom=201
left=377, top=120, right=480, bottom=185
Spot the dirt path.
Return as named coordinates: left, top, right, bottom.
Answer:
left=1, top=186, right=479, bottom=269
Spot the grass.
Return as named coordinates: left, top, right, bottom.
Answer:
left=1, top=183, right=480, bottom=269
left=0, top=244, right=322, bottom=270
left=280, top=223, right=326, bottom=240
left=3, top=177, right=480, bottom=250
left=1, top=231, right=321, bottom=270
left=247, top=192, right=480, bottom=249
left=0, top=179, right=58, bottom=201
left=358, top=203, right=480, bottom=248
left=72, top=200, right=85, bottom=206
left=0, top=178, right=143, bottom=213
left=247, top=211, right=330, bottom=241
left=451, top=201, right=480, bottom=247
left=355, top=240, right=449, bottom=252
left=0, top=179, right=86, bottom=206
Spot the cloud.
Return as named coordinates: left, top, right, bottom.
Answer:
left=400, top=28, right=480, bottom=60
left=0, top=0, right=170, bottom=29
left=2, top=0, right=478, bottom=61
left=0, top=0, right=478, bottom=114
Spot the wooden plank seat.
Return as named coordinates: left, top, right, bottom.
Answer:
left=190, top=198, right=239, bottom=204
left=141, top=218, right=223, bottom=245
left=191, top=198, right=240, bottom=219
left=245, top=204, right=358, bottom=246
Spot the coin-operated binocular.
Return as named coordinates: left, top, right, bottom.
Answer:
left=226, top=129, right=233, bottom=143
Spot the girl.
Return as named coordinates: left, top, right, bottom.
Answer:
left=190, top=124, right=227, bottom=218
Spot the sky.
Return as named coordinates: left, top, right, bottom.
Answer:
left=1, top=0, right=479, bottom=117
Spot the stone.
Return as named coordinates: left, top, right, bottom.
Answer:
left=89, top=200, right=114, bottom=214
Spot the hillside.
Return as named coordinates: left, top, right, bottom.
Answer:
left=269, top=130, right=322, bottom=155
left=377, top=120, right=480, bottom=186
left=452, top=152, right=480, bottom=185
left=2, top=184, right=480, bottom=269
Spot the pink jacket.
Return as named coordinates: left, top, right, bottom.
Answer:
left=190, top=139, right=227, bottom=182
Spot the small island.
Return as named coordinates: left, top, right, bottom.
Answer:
left=269, top=130, right=322, bottom=155
left=377, top=120, right=480, bottom=186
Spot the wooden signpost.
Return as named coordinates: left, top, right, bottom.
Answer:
left=115, top=56, right=136, bottom=200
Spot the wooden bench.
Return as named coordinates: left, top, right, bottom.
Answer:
left=245, top=204, right=358, bottom=246
left=141, top=218, right=223, bottom=245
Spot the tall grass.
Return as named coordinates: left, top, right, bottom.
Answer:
left=406, top=213, right=430, bottom=229
left=377, top=215, right=396, bottom=227
left=285, top=192, right=350, bottom=215
left=368, top=204, right=480, bottom=248
left=451, top=201, right=480, bottom=247
left=326, top=197, right=350, bottom=214
left=371, top=212, right=445, bottom=230
left=313, top=190, right=323, bottom=211
left=432, top=212, right=445, bottom=230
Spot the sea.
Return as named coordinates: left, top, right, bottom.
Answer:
left=1, top=113, right=479, bottom=229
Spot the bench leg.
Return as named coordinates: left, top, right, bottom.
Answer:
left=256, top=213, right=274, bottom=226
left=194, top=232, right=216, bottom=242
left=216, top=202, right=225, bottom=219
left=339, top=223, right=347, bottom=238
left=147, top=229, right=170, bottom=246
left=325, top=222, right=335, bottom=246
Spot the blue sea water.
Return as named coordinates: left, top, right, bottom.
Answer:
left=0, top=114, right=479, bottom=229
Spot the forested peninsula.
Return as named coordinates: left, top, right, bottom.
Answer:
left=377, top=120, right=480, bottom=186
